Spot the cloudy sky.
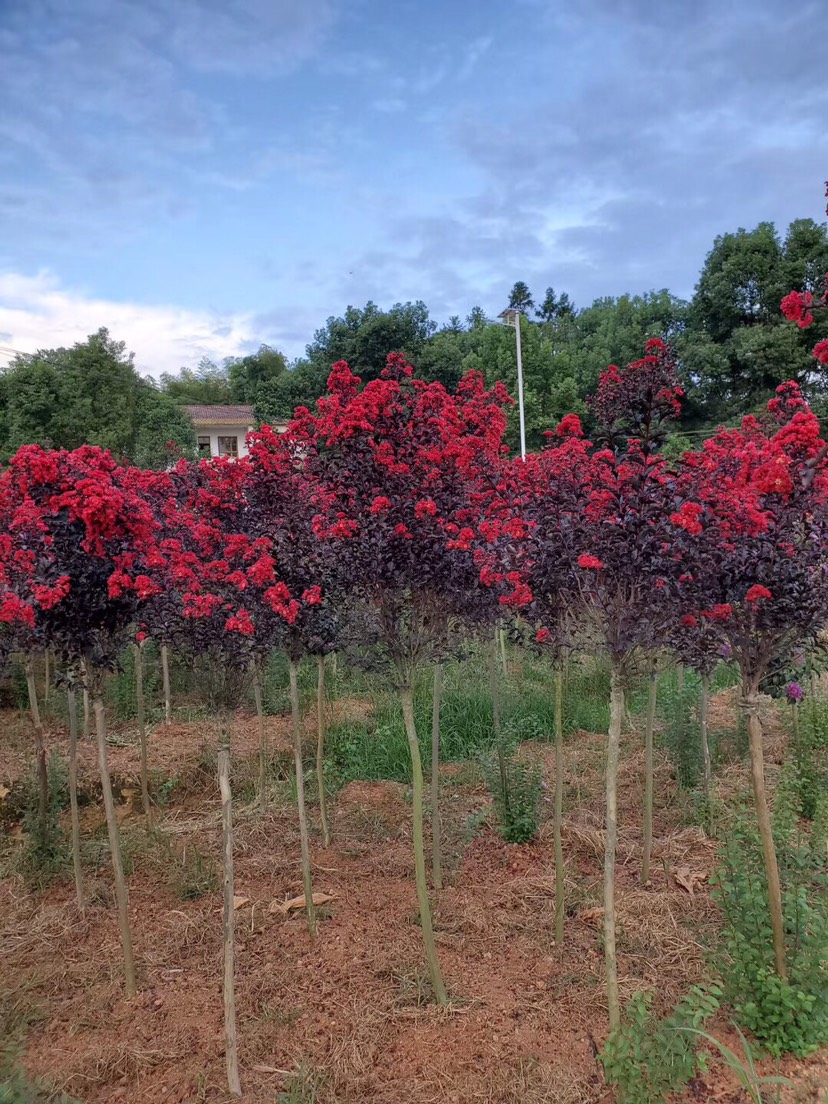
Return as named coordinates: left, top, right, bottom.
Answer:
left=0, top=0, right=825, bottom=377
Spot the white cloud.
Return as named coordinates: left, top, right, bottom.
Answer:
left=0, top=271, right=263, bottom=378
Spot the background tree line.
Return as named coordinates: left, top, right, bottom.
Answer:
left=2, top=217, right=827, bottom=463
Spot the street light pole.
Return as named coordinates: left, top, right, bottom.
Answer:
left=498, top=307, right=527, bottom=461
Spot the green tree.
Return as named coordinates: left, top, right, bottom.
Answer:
left=227, top=345, right=287, bottom=404
left=0, top=329, right=196, bottom=464
left=507, top=281, right=535, bottom=315
left=683, top=219, right=828, bottom=424
left=257, top=301, right=437, bottom=421
left=537, top=286, right=574, bottom=323
left=160, top=358, right=234, bottom=405
left=131, top=383, right=197, bottom=468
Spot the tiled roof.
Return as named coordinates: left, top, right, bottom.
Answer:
left=184, top=404, right=255, bottom=425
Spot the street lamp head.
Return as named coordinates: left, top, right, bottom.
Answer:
left=498, top=308, right=521, bottom=326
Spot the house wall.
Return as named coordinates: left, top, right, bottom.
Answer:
left=195, top=424, right=255, bottom=459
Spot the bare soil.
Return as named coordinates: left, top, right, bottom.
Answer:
left=1, top=691, right=826, bottom=1103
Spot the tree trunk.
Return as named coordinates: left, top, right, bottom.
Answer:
left=316, top=655, right=330, bottom=848
left=499, top=627, right=508, bottom=677
left=744, top=689, right=788, bottom=980
left=431, top=663, right=443, bottom=890
left=43, top=650, right=51, bottom=709
left=553, top=662, right=565, bottom=946
left=252, top=661, right=267, bottom=813
left=82, top=683, right=91, bottom=741
left=218, top=721, right=242, bottom=1097
left=161, top=644, right=172, bottom=726
left=641, top=666, right=657, bottom=885
left=92, top=685, right=137, bottom=998
left=288, top=658, right=316, bottom=936
left=700, top=672, right=714, bottom=836
left=133, top=643, right=152, bottom=828
left=399, top=684, right=448, bottom=1004
left=24, top=657, right=49, bottom=850
left=605, top=660, right=624, bottom=1030
left=66, top=688, right=85, bottom=913
left=488, top=634, right=508, bottom=807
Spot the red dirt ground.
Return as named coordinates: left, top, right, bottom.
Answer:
left=1, top=693, right=826, bottom=1103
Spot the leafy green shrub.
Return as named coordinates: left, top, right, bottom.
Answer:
left=600, top=984, right=722, bottom=1104
left=0, top=1045, right=80, bottom=1104
left=712, top=820, right=828, bottom=1057
left=479, top=742, right=542, bottom=844
left=789, top=698, right=828, bottom=821
left=169, top=843, right=219, bottom=901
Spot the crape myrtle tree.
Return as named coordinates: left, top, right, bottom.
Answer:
left=488, top=444, right=576, bottom=946
left=244, top=423, right=343, bottom=926
left=669, top=380, right=828, bottom=981
left=142, top=454, right=309, bottom=1098
left=502, top=341, right=684, bottom=1029
left=291, top=354, right=510, bottom=1003
left=0, top=444, right=165, bottom=997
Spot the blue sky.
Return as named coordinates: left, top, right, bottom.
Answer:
left=0, top=0, right=825, bottom=376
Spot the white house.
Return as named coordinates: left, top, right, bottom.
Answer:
left=184, top=404, right=256, bottom=459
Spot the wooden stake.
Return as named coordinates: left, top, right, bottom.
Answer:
left=24, top=657, right=49, bottom=850
left=399, top=684, right=448, bottom=1004
left=430, top=663, right=443, bottom=890
left=92, top=684, right=137, bottom=997
left=745, top=691, right=788, bottom=980
left=604, top=661, right=624, bottom=1030
left=161, top=644, right=172, bottom=726
left=218, top=723, right=242, bottom=1096
left=288, top=658, right=316, bottom=936
left=252, top=660, right=267, bottom=813
left=66, top=688, right=85, bottom=913
left=641, top=665, right=657, bottom=885
left=133, top=643, right=152, bottom=828
left=553, top=663, right=565, bottom=946
left=316, top=655, right=330, bottom=848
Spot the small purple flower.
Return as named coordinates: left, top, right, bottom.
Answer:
left=787, top=681, right=804, bottom=703
left=718, top=642, right=732, bottom=659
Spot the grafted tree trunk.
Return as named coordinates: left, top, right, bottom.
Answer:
left=160, top=644, right=172, bottom=726
left=431, top=663, right=443, bottom=890
left=66, top=688, right=85, bottom=913
left=699, top=672, right=714, bottom=836
left=92, top=681, right=137, bottom=998
left=24, top=657, right=49, bottom=850
left=218, top=719, right=241, bottom=1097
left=744, top=688, right=787, bottom=980
left=288, top=658, right=316, bottom=935
left=316, top=655, right=330, bottom=848
left=553, top=662, right=565, bottom=946
left=399, top=684, right=448, bottom=1004
left=641, top=664, right=657, bottom=885
left=252, top=660, right=267, bottom=813
left=605, top=660, right=624, bottom=1030
left=133, top=643, right=152, bottom=828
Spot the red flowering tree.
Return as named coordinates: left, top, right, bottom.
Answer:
left=143, top=455, right=308, bottom=1096
left=670, top=381, right=828, bottom=979
left=0, top=444, right=163, bottom=998
left=291, top=354, right=510, bottom=1003
left=498, top=341, right=684, bottom=1028
left=243, top=424, right=343, bottom=923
